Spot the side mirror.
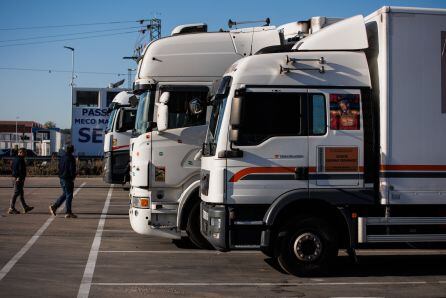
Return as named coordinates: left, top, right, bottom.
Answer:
left=106, top=134, right=113, bottom=152
left=146, top=121, right=157, bottom=132
left=229, top=128, right=239, bottom=142
left=156, top=92, right=170, bottom=132
left=129, top=95, right=139, bottom=107
left=229, top=95, right=243, bottom=143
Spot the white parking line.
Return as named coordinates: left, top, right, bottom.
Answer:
left=0, top=182, right=86, bottom=281
left=104, top=215, right=127, bottom=219
left=99, top=250, right=261, bottom=254
left=102, top=229, right=133, bottom=233
left=91, top=281, right=444, bottom=287
left=77, top=185, right=113, bottom=298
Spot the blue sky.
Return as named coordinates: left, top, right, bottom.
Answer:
left=0, top=0, right=445, bottom=128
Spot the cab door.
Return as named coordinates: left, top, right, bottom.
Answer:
left=150, top=87, right=209, bottom=191
left=307, top=89, right=364, bottom=189
left=225, top=88, right=309, bottom=205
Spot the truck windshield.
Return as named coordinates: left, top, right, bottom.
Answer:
left=134, top=91, right=154, bottom=136
left=106, top=108, right=117, bottom=132
left=203, top=76, right=231, bottom=156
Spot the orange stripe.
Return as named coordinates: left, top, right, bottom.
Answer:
left=380, top=165, right=446, bottom=171
left=229, top=167, right=295, bottom=182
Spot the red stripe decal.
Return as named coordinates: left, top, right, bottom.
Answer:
left=112, top=144, right=130, bottom=151
left=380, top=165, right=446, bottom=171
left=229, top=167, right=295, bottom=183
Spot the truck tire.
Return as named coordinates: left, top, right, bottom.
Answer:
left=277, top=216, right=338, bottom=276
left=186, top=202, right=213, bottom=249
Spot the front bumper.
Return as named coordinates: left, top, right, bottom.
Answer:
left=200, top=202, right=228, bottom=251
left=129, top=206, right=181, bottom=239
left=103, top=150, right=130, bottom=184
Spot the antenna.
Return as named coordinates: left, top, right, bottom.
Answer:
left=228, top=18, right=270, bottom=29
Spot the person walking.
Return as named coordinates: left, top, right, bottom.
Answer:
left=8, top=148, right=34, bottom=214
left=49, top=145, right=77, bottom=218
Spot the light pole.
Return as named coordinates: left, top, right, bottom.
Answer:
left=64, top=46, right=75, bottom=106
left=64, top=46, right=75, bottom=145
left=127, top=68, right=135, bottom=89
left=15, top=116, right=19, bottom=146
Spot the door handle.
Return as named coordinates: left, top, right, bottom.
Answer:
left=294, top=167, right=309, bottom=180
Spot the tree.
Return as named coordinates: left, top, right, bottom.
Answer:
left=43, top=121, right=57, bottom=128
left=60, top=128, right=71, bottom=135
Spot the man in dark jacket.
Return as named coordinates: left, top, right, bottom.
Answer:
left=8, top=148, right=34, bottom=214
left=49, top=145, right=77, bottom=218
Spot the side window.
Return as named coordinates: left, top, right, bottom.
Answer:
left=75, top=91, right=99, bottom=107
left=236, top=92, right=303, bottom=146
left=310, top=94, right=327, bottom=135
left=121, top=109, right=136, bottom=131
left=167, top=91, right=207, bottom=129
left=329, top=94, right=360, bottom=130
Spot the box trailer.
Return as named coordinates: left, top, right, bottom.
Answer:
left=200, top=6, right=446, bottom=275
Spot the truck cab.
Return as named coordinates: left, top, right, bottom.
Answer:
left=103, top=91, right=137, bottom=184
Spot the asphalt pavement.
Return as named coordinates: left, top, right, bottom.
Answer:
left=0, top=177, right=445, bottom=297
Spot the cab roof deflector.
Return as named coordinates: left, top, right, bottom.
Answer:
left=292, top=15, right=368, bottom=51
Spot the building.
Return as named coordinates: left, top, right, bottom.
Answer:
left=0, top=121, right=65, bottom=156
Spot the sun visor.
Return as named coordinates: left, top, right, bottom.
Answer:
left=293, top=15, right=368, bottom=51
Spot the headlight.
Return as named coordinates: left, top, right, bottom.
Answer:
left=210, top=217, right=221, bottom=229
left=131, top=197, right=149, bottom=208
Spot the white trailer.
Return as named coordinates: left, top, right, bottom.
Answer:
left=200, top=7, right=446, bottom=275
left=103, top=91, right=137, bottom=184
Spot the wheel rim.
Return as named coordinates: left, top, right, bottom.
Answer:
left=293, top=232, right=323, bottom=262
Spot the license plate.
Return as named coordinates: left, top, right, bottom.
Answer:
left=203, top=210, right=208, bottom=221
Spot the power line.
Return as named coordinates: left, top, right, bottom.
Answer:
left=0, top=67, right=126, bottom=76
left=0, top=30, right=139, bottom=48
left=0, top=19, right=150, bottom=31
left=0, top=26, right=146, bottom=43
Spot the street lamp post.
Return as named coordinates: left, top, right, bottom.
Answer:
left=15, top=116, right=19, bottom=147
left=63, top=46, right=75, bottom=104
left=64, top=46, right=75, bottom=147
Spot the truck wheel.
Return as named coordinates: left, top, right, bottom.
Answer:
left=186, top=202, right=213, bottom=249
left=277, top=216, right=338, bottom=276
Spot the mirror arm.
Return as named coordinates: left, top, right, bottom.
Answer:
left=218, top=140, right=243, bottom=158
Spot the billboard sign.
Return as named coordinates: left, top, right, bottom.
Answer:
left=71, top=87, right=127, bottom=156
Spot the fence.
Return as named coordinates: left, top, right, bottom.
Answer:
left=0, top=156, right=104, bottom=176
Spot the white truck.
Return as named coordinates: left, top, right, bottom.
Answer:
left=103, top=91, right=138, bottom=184
left=129, top=22, right=288, bottom=248
left=200, top=6, right=446, bottom=275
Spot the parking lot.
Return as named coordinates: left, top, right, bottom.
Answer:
left=0, top=177, right=445, bottom=297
